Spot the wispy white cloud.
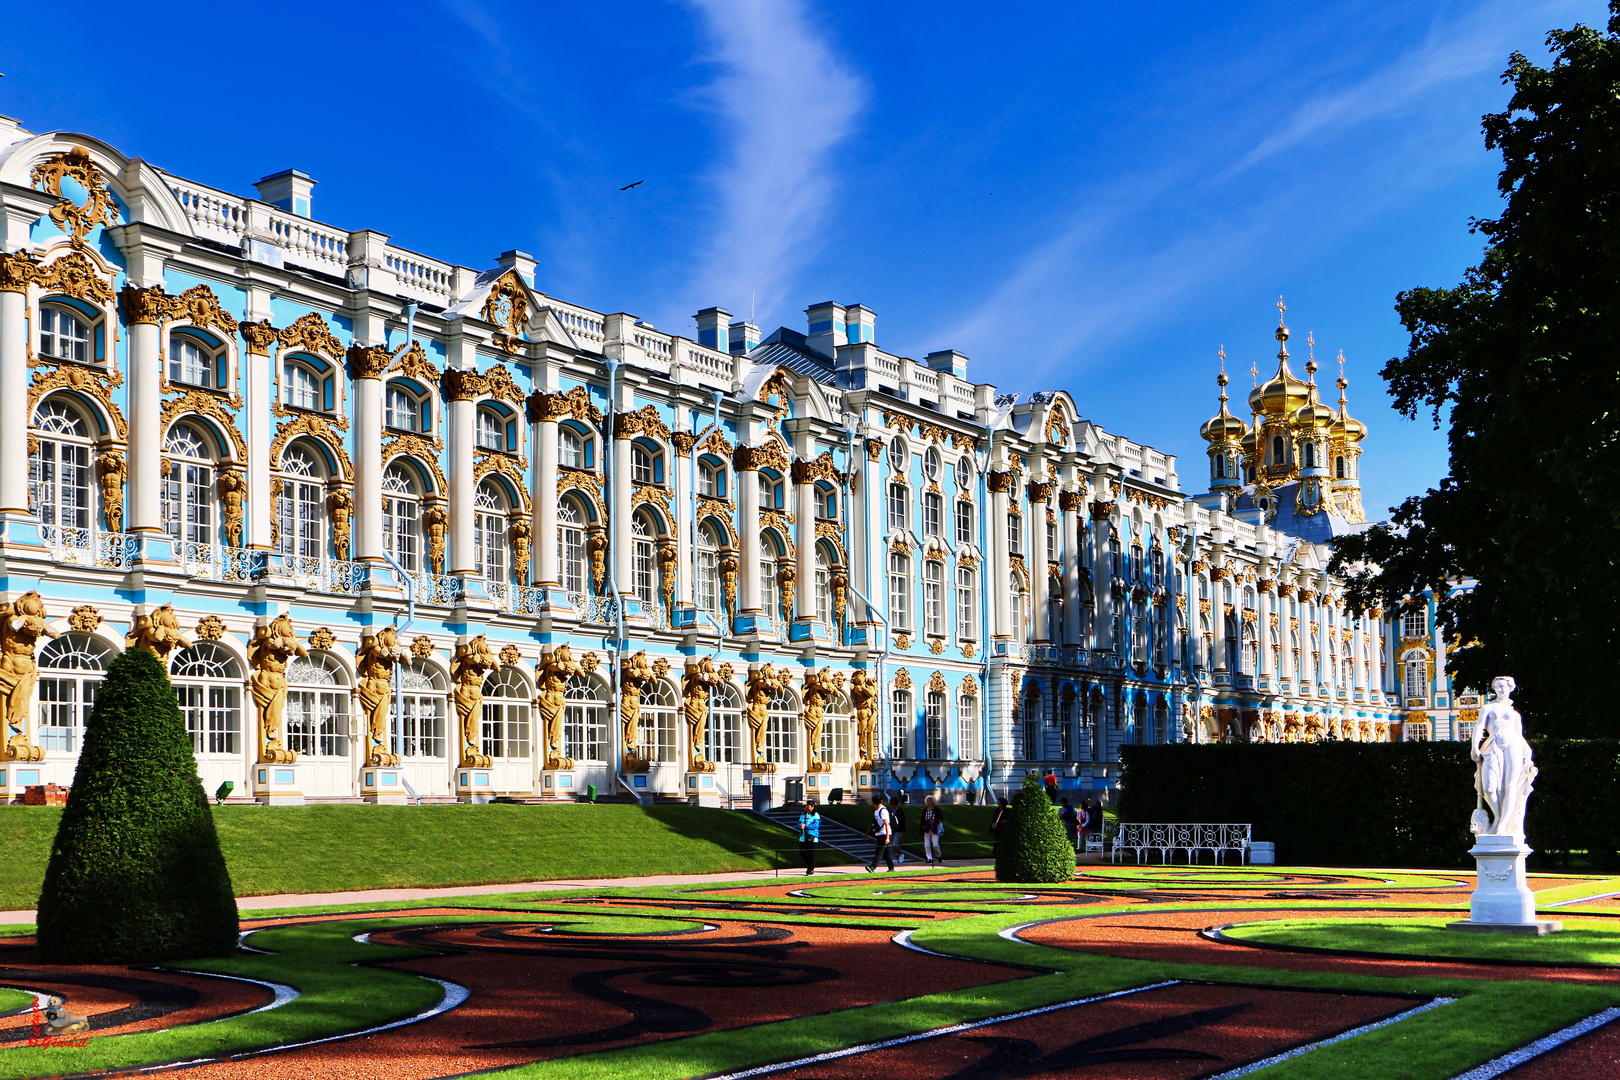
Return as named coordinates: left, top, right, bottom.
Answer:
left=680, top=0, right=865, bottom=324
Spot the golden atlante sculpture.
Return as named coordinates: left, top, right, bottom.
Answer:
left=249, top=614, right=306, bottom=765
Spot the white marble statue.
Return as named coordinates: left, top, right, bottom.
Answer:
left=1469, top=676, right=1537, bottom=841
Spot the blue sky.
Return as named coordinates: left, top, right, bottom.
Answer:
left=1, top=0, right=1601, bottom=518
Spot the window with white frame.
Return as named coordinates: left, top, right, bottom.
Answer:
left=925, top=691, right=945, bottom=759
left=957, top=690, right=978, bottom=759
left=1010, top=572, right=1027, bottom=638
left=956, top=566, right=976, bottom=640
left=1405, top=721, right=1431, bottom=741
left=632, top=444, right=656, bottom=484
left=481, top=666, right=531, bottom=759
left=955, top=500, right=974, bottom=546
left=283, top=361, right=324, bottom=411
left=558, top=498, right=588, bottom=594
left=888, top=437, right=907, bottom=474
left=761, top=531, right=785, bottom=623
left=564, top=674, right=608, bottom=761
left=30, top=399, right=93, bottom=535
left=276, top=447, right=326, bottom=561
left=815, top=542, right=834, bottom=625
left=924, top=560, right=944, bottom=637
left=474, top=481, right=508, bottom=584
left=1404, top=654, right=1429, bottom=700
left=705, top=683, right=743, bottom=764
left=888, top=482, right=909, bottom=532
left=889, top=552, right=912, bottom=629
left=632, top=513, right=656, bottom=606
left=168, top=335, right=215, bottom=388
left=890, top=687, right=912, bottom=758
left=923, top=491, right=942, bottom=537
left=284, top=652, right=351, bottom=757
left=162, top=424, right=215, bottom=550
left=923, top=446, right=940, bottom=480
left=758, top=472, right=784, bottom=509
left=393, top=660, right=447, bottom=758
left=764, top=690, right=798, bottom=764
left=171, top=643, right=242, bottom=755
left=955, top=454, right=973, bottom=490
left=477, top=408, right=506, bottom=451
left=385, top=385, right=421, bottom=432
left=642, top=681, right=678, bottom=763
left=1402, top=606, right=1428, bottom=638
left=697, top=459, right=722, bottom=497
left=1047, top=517, right=1058, bottom=557
left=820, top=694, right=851, bottom=765
left=559, top=426, right=586, bottom=468
left=39, top=305, right=90, bottom=364
left=697, top=522, right=723, bottom=614
left=1008, top=511, right=1022, bottom=555
left=36, top=634, right=111, bottom=753
left=382, top=464, right=421, bottom=572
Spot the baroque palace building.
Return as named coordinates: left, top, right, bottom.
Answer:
left=0, top=121, right=1415, bottom=806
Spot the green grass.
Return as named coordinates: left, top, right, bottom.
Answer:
left=820, top=803, right=1006, bottom=860
left=0, top=804, right=820, bottom=909
left=1220, top=916, right=1620, bottom=965
left=0, top=988, right=33, bottom=1013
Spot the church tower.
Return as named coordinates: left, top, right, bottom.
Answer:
left=1200, top=347, right=1248, bottom=504
left=1290, top=335, right=1337, bottom=517
left=1328, top=350, right=1368, bottom=523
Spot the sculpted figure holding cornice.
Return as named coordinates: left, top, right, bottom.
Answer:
left=453, top=636, right=499, bottom=768
left=249, top=614, right=306, bottom=765
left=0, top=592, right=54, bottom=762
left=619, top=650, right=656, bottom=771
left=126, top=604, right=187, bottom=660
left=850, top=669, right=879, bottom=768
left=800, top=668, right=844, bottom=772
left=682, top=657, right=724, bottom=772
left=538, top=645, right=588, bottom=770
left=357, top=626, right=408, bottom=766
left=745, top=665, right=793, bottom=774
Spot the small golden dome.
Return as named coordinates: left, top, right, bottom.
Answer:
left=1291, top=358, right=1337, bottom=428
left=1330, top=356, right=1368, bottom=442
left=1201, top=366, right=1248, bottom=443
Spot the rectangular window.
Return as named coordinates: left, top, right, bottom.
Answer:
left=820, top=716, right=851, bottom=765
left=923, top=493, right=942, bottom=537
left=395, top=694, right=447, bottom=758
left=925, top=692, right=945, bottom=759
left=888, top=554, right=911, bottom=630
left=890, top=688, right=911, bottom=758
left=705, top=702, right=742, bottom=764
left=957, top=693, right=977, bottom=759
left=956, top=567, right=976, bottom=640
left=633, top=537, right=655, bottom=605
left=1008, top=512, right=1022, bottom=555
left=564, top=700, right=608, bottom=762
left=924, top=562, right=944, bottom=637
left=1046, top=518, right=1057, bottom=556
left=888, top=483, right=909, bottom=532
left=560, top=525, right=585, bottom=594
left=955, top=501, right=973, bottom=546
left=1402, top=607, right=1428, bottom=638
left=764, top=715, right=797, bottom=764
left=482, top=701, right=531, bottom=760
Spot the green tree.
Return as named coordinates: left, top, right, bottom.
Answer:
left=1330, top=5, right=1620, bottom=735
left=995, top=776, right=1074, bottom=883
left=37, top=646, right=238, bottom=963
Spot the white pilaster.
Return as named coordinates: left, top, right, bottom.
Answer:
left=0, top=288, right=27, bottom=514
left=535, top=417, right=559, bottom=586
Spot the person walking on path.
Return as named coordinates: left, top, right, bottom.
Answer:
left=921, top=796, right=945, bottom=865
left=1059, top=797, right=1079, bottom=856
left=1043, top=770, right=1059, bottom=803
left=991, top=795, right=1011, bottom=854
left=797, top=802, right=822, bottom=875
left=1076, top=799, right=1090, bottom=855
left=865, top=795, right=897, bottom=872
left=891, top=797, right=909, bottom=863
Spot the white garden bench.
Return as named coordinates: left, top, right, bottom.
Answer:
left=1110, top=823, right=1253, bottom=865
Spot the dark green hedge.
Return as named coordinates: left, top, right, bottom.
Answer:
left=1117, top=740, right=1620, bottom=869
left=995, top=775, right=1075, bottom=883
left=37, top=646, right=238, bottom=963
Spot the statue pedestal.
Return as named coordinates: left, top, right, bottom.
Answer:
left=456, top=765, right=497, bottom=803
left=684, top=771, right=721, bottom=806
left=537, top=770, right=578, bottom=800
left=253, top=763, right=306, bottom=806
left=359, top=765, right=407, bottom=805
left=1446, top=835, right=1561, bottom=934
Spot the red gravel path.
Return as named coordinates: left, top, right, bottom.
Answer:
left=1502, top=1016, right=1620, bottom=1078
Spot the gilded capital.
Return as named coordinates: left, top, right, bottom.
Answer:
left=0, top=249, right=39, bottom=293
left=672, top=431, right=697, bottom=458
left=1057, top=490, right=1084, bottom=512
left=119, top=283, right=179, bottom=325
left=1088, top=499, right=1115, bottom=521
left=348, top=343, right=392, bottom=381
left=1026, top=480, right=1056, bottom=504
left=441, top=367, right=487, bottom=401
left=241, top=319, right=279, bottom=356
left=986, top=470, right=1015, bottom=495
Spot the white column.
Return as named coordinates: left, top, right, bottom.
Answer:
left=535, top=414, right=559, bottom=587
left=1165, top=545, right=1181, bottom=666
left=448, top=376, right=477, bottom=574
left=794, top=473, right=815, bottom=625
left=611, top=434, right=633, bottom=595
left=1212, top=577, right=1228, bottom=673
left=1061, top=495, right=1082, bottom=645
left=1090, top=500, right=1113, bottom=651
left=0, top=284, right=28, bottom=514
left=1352, top=611, right=1367, bottom=697
left=1280, top=590, right=1294, bottom=684
left=737, top=456, right=762, bottom=616
left=1029, top=483, right=1050, bottom=641
left=673, top=436, right=692, bottom=606
left=241, top=313, right=275, bottom=550
left=351, top=347, right=387, bottom=563
left=1257, top=585, right=1272, bottom=678
left=126, top=308, right=163, bottom=535
left=989, top=474, right=1011, bottom=639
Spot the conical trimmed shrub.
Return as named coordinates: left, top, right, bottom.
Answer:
left=995, top=775, right=1075, bottom=883
left=37, top=646, right=237, bottom=963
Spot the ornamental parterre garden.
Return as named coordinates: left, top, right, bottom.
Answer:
left=1, top=863, right=1619, bottom=1079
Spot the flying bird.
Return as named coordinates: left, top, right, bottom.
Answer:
left=620, top=180, right=643, bottom=191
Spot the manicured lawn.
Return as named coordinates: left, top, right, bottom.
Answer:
left=1220, top=916, right=1620, bottom=965
left=0, top=804, right=817, bottom=909
left=820, top=800, right=1115, bottom=861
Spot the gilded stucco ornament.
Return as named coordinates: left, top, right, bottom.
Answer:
left=538, top=645, right=590, bottom=769
left=745, top=665, right=793, bottom=774
left=440, top=366, right=486, bottom=402
left=587, top=533, right=609, bottom=594
left=411, top=634, right=435, bottom=660
left=347, top=343, right=392, bottom=381
left=357, top=626, right=408, bottom=766
left=865, top=438, right=884, bottom=462
left=733, top=440, right=789, bottom=474
left=0, top=249, right=40, bottom=293
left=527, top=384, right=602, bottom=427
left=777, top=563, right=796, bottom=625
left=326, top=489, right=353, bottom=559
left=241, top=319, right=278, bottom=356
left=758, top=368, right=792, bottom=420
left=619, top=651, right=657, bottom=771
left=218, top=469, right=246, bottom=548
left=481, top=271, right=530, bottom=353
left=384, top=434, right=448, bottom=491
left=1045, top=410, right=1071, bottom=447
left=453, top=636, right=500, bottom=768
left=277, top=313, right=346, bottom=363
left=423, top=502, right=449, bottom=575
left=126, top=604, right=186, bottom=660
left=121, top=283, right=181, bottom=326
left=657, top=544, right=677, bottom=621
left=499, top=644, right=522, bottom=667
left=161, top=391, right=248, bottom=458
left=672, top=432, right=697, bottom=458
left=510, top=519, right=533, bottom=585
left=482, top=363, right=526, bottom=406
left=32, top=147, right=120, bottom=247
left=67, top=606, right=102, bottom=634
left=270, top=413, right=352, bottom=481
left=849, top=669, right=879, bottom=768
left=682, top=657, right=724, bottom=772
left=0, top=592, right=54, bottom=762
left=95, top=451, right=126, bottom=533
left=614, top=404, right=672, bottom=441
left=800, top=668, right=845, bottom=772
left=195, top=615, right=227, bottom=642
left=719, top=552, right=739, bottom=619
left=1089, top=500, right=1115, bottom=521
left=830, top=569, right=849, bottom=631
left=895, top=633, right=912, bottom=650
left=249, top=614, right=306, bottom=765
left=790, top=452, right=840, bottom=485
left=1058, top=491, right=1084, bottom=512
left=308, top=627, right=337, bottom=650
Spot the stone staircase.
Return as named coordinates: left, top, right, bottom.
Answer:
left=755, top=806, right=889, bottom=866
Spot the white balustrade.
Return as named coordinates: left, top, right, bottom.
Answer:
left=169, top=182, right=249, bottom=244
left=382, top=246, right=455, bottom=304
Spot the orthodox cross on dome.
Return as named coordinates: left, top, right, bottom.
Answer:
left=1275, top=296, right=1290, bottom=360
left=1306, top=332, right=1318, bottom=383
left=1337, top=349, right=1348, bottom=409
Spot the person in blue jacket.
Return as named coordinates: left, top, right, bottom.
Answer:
left=797, top=801, right=822, bottom=875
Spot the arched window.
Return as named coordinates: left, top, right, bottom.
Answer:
left=955, top=500, right=974, bottom=546
left=887, top=482, right=909, bottom=531
left=891, top=687, right=912, bottom=758
left=764, top=688, right=798, bottom=765
left=923, top=491, right=942, bottom=536
left=957, top=689, right=978, bottom=759
left=956, top=565, right=977, bottom=641
left=481, top=666, right=531, bottom=759
left=1335, top=456, right=1346, bottom=479
left=394, top=660, right=447, bottom=758
left=558, top=497, right=588, bottom=594
left=631, top=512, right=657, bottom=606
left=1302, top=441, right=1316, bottom=469
left=1271, top=434, right=1285, bottom=464
left=30, top=400, right=93, bottom=536
left=283, top=361, right=325, bottom=411
left=39, top=305, right=90, bottom=364
left=820, top=692, right=851, bottom=765
left=1049, top=576, right=1065, bottom=643
left=474, top=481, right=508, bottom=583
left=37, top=633, right=113, bottom=752
left=1021, top=688, right=1041, bottom=760
left=162, top=423, right=215, bottom=550
left=697, top=522, right=723, bottom=615
left=888, top=552, right=912, bottom=630
left=923, top=446, right=941, bottom=480
left=925, top=690, right=945, bottom=759
left=759, top=472, right=784, bottom=510
left=641, top=681, right=678, bottom=763
left=923, top=560, right=944, bottom=637
left=631, top=443, right=656, bottom=484
left=277, top=447, right=326, bottom=561
left=955, top=454, right=973, bottom=491
left=1404, top=654, right=1429, bottom=700
left=382, top=464, right=420, bottom=572
left=559, top=426, right=587, bottom=468
left=816, top=482, right=837, bottom=521
left=564, top=675, right=608, bottom=761
left=887, top=437, right=907, bottom=474
left=1010, top=572, right=1027, bottom=638
left=385, top=386, right=422, bottom=432
left=761, top=531, right=785, bottom=622
left=697, top=458, right=724, bottom=497
left=284, top=652, right=351, bottom=757
left=1214, top=455, right=1226, bottom=479
left=705, top=682, right=743, bottom=764
left=477, top=407, right=511, bottom=452
left=815, top=542, right=835, bottom=625
left=171, top=642, right=243, bottom=755
left=168, top=334, right=217, bottom=388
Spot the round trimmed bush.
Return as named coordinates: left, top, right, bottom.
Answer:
left=995, top=775, right=1076, bottom=883
left=37, top=646, right=238, bottom=963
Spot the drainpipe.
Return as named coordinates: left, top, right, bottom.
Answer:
left=403, top=301, right=418, bottom=353
left=603, top=353, right=627, bottom=793
left=976, top=398, right=1007, bottom=801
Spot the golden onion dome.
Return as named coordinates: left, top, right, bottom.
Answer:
left=1330, top=360, right=1368, bottom=442
left=1200, top=358, right=1249, bottom=444
left=1291, top=360, right=1337, bottom=428
left=1249, top=317, right=1312, bottom=417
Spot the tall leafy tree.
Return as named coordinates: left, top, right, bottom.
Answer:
left=1330, top=5, right=1620, bottom=736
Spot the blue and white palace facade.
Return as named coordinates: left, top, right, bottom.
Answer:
left=0, top=122, right=1416, bottom=806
